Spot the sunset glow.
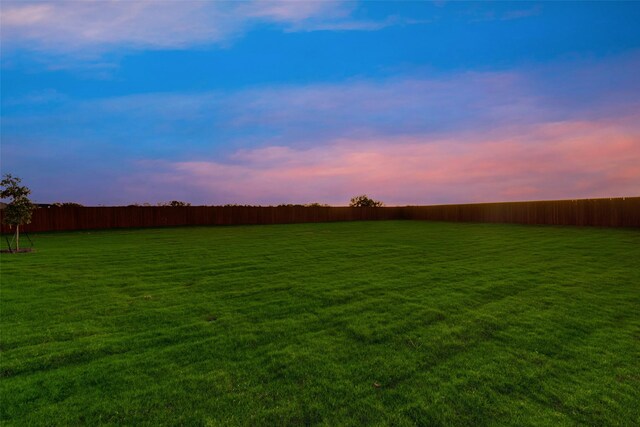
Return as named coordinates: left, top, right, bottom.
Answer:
left=2, top=1, right=639, bottom=205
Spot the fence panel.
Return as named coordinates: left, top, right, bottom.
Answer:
left=1, top=198, right=638, bottom=233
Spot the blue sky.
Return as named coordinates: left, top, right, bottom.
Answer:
left=2, top=1, right=639, bottom=205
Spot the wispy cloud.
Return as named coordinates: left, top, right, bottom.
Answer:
left=9, top=52, right=634, bottom=148
left=461, top=3, right=542, bottom=23
left=501, top=5, right=542, bottom=21
left=0, top=0, right=392, bottom=55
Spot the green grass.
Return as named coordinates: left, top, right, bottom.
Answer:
left=1, top=221, right=639, bottom=426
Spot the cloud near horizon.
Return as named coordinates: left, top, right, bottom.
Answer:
left=126, top=117, right=640, bottom=206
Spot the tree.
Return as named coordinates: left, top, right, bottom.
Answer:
left=52, top=202, right=84, bottom=207
left=1, top=174, right=35, bottom=251
left=157, top=201, right=191, bottom=207
left=349, top=195, right=384, bottom=207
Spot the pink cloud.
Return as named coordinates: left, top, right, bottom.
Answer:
left=130, top=117, right=640, bottom=205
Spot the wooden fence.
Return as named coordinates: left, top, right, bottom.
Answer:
left=1, top=198, right=638, bottom=233
left=402, top=198, right=640, bottom=227
left=0, top=206, right=403, bottom=233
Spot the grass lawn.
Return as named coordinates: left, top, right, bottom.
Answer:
left=1, top=221, right=639, bottom=425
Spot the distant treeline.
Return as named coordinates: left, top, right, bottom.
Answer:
left=42, top=202, right=333, bottom=208
left=41, top=194, right=382, bottom=208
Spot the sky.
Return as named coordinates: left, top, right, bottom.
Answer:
left=1, top=1, right=639, bottom=206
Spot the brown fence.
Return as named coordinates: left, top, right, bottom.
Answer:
left=0, top=206, right=404, bottom=233
left=1, top=198, right=638, bottom=233
left=402, top=198, right=640, bottom=227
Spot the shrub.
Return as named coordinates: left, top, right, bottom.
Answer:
left=52, top=202, right=84, bottom=207
left=158, top=201, right=191, bottom=207
left=349, top=195, right=384, bottom=207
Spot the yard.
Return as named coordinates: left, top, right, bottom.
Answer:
left=1, top=221, right=639, bottom=425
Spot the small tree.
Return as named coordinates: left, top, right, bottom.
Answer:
left=52, top=202, right=84, bottom=207
left=349, top=195, right=384, bottom=207
left=1, top=174, right=35, bottom=251
left=157, top=201, right=191, bottom=207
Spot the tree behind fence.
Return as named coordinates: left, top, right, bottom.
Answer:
left=1, top=198, right=638, bottom=233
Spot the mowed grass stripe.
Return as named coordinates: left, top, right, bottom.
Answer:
left=1, top=221, right=639, bottom=425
